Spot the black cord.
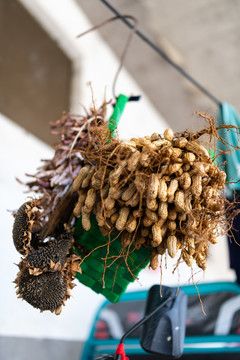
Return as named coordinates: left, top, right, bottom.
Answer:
left=119, top=297, right=171, bottom=344
left=114, top=297, right=172, bottom=360
left=99, top=0, right=222, bottom=107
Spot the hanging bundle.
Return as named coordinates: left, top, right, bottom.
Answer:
left=12, top=96, right=239, bottom=313
left=11, top=0, right=240, bottom=315
left=10, top=1, right=238, bottom=315
left=72, top=116, right=228, bottom=276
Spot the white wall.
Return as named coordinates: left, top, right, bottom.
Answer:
left=19, top=0, right=169, bottom=138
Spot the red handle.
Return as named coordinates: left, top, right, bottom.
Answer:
left=115, top=343, right=129, bottom=360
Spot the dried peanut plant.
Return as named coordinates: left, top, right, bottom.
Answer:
left=12, top=102, right=240, bottom=314
left=73, top=111, right=239, bottom=273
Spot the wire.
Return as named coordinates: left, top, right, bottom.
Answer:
left=77, top=15, right=138, bottom=100
left=99, top=0, right=222, bottom=107
left=119, top=297, right=171, bottom=345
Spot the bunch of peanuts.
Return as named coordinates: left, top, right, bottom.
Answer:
left=72, top=128, right=226, bottom=271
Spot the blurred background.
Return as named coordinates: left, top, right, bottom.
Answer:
left=0, top=0, right=239, bottom=359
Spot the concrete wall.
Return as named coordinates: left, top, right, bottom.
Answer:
left=78, top=0, right=240, bottom=132
left=0, top=0, right=71, bottom=145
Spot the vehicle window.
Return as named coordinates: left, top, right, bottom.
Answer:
left=94, top=300, right=145, bottom=339
left=93, top=291, right=240, bottom=340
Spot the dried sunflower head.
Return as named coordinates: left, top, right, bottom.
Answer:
left=15, top=266, right=68, bottom=315
left=26, top=232, right=73, bottom=274
left=12, top=200, right=41, bottom=256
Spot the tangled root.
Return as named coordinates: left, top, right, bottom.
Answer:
left=72, top=114, right=239, bottom=272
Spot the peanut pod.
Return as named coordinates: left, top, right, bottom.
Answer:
left=85, top=188, right=96, bottom=210
left=185, top=141, right=210, bottom=159
left=121, top=183, right=136, bottom=202
left=191, top=162, right=206, bottom=176
left=141, top=227, right=150, bottom=237
left=147, top=174, right=159, bottom=200
left=183, top=152, right=196, bottom=164
left=121, top=231, right=131, bottom=248
left=174, top=190, right=185, bottom=212
left=157, top=240, right=167, bottom=255
left=167, top=235, right=180, bottom=258
left=158, top=179, right=168, bottom=202
left=179, top=172, right=191, bottom=190
left=134, top=237, right=146, bottom=250
left=73, top=165, right=90, bottom=191
left=104, top=196, right=115, bottom=211
left=109, top=160, right=127, bottom=186
left=134, top=174, right=146, bottom=193
left=168, top=207, right=177, bottom=221
left=172, top=137, right=188, bottom=148
left=191, top=175, right=202, bottom=197
left=158, top=201, right=168, bottom=220
left=81, top=168, right=94, bottom=188
left=105, top=207, right=118, bottom=219
left=143, top=216, right=154, bottom=227
left=81, top=208, right=91, bottom=231
left=95, top=201, right=105, bottom=227
left=167, top=220, right=177, bottom=232
left=167, top=163, right=182, bottom=175
left=146, top=198, right=158, bottom=211
left=126, top=216, right=137, bottom=233
left=150, top=133, right=161, bottom=141
left=125, top=192, right=140, bottom=207
left=151, top=221, right=163, bottom=246
left=181, top=248, right=194, bottom=267
left=116, top=206, right=130, bottom=231
left=163, top=128, right=174, bottom=141
left=172, top=147, right=182, bottom=160
left=167, top=179, right=178, bottom=198
left=102, top=183, right=110, bottom=199
left=91, top=168, right=104, bottom=189
left=110, top=212, right=119, bottom=225
left=127, top=151, right=141, bottom=172
left=145, top=208, right=158, bottom=222
left=140, top=149, right=152, bottom=167
left=186, top=237, right=195, bottom=256
left=150, top=249, right=159, bottom=270
left=109, top=185, right=126, bottom=200
left=73, top=189, right=87, bottom=217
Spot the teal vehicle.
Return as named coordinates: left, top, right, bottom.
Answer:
left=82, top=282, right=240, bottom=360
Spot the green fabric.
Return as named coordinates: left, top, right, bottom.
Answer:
left=217, top=102, right=240, bottom=195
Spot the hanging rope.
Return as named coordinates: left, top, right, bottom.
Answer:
left=99, top=0, right=221, bottom=107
